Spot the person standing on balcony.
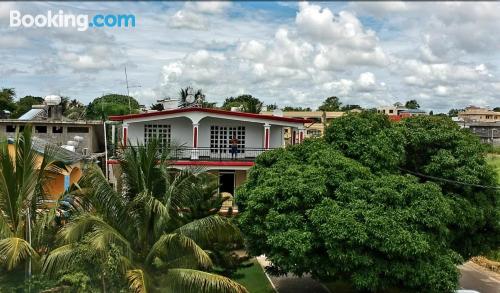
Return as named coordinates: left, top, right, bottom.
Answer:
left=230, top=136, right=239, bottom=159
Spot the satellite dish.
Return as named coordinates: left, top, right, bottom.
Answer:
left=186, top=94, right=195, bottom=104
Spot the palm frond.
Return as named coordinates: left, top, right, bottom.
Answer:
left=0, top=237, right=39, bottom=270
left=146, top=233, right=212, bottom=269
left=164, top=268, right=248, bottom=293
left=175, top=215, right=242, bottom=247
left=58, top=213, right=133, bottom=258
left=42, top=243, right=79, bottom=276
left=127, top=269, right=149, bottom=293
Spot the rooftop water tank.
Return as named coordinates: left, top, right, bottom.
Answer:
left=44, top=95, right=62, bottom=106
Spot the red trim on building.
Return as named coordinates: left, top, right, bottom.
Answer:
left=123, top=127, right=127, bottom=146
left=109, top=107, right=312, bottom=124
left=193, top=126, right=198, bottom=148
left=106, top=159, right=254, bottom=167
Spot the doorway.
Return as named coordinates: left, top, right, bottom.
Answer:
left=219, top=171, right=235, bottom=195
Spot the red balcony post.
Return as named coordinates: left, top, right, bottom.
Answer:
left=122, top=123, right=128, bottom=147
left=191, top=123, right=199, bottom=160
left=263, top=123, right=271, bottom=149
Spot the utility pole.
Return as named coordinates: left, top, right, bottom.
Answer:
left=124, top=65, right=141, bottom=114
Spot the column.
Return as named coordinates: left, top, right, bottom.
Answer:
left=292, top=128, right=296, bottom=145
left=191, top=123, right=199, bottom=160
left=122, top=123, right=128, bottom=147
left=263, top=123, right=271, bottom=149
left=298, top=126, right=305, bottom=144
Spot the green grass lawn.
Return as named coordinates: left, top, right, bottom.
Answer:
left=232, top=258, right=275, bottom=293
left=487, top=154, right=500, bottom=184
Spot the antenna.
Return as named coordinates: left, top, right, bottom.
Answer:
left=124, top=65, right=141, bottom=114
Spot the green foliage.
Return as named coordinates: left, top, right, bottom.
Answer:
left=282, top=106, right=312, bottom=111
left=11, top=95, right=43, bottom=118
left=44, top=140, right=247, bottom=292
left=62, top=98, right=86, bottom=120
left=222, top=95, right=263, bottom=113
left=448, top=108, right=463, bottom=117
left=404, top=99, right=420, bottom=109
left=318, top=96, right=341, bottom=111
left=238, top=113, right=500, bottom=292
left=324, top=111, right=406, bottom=173
left=150, top=103, right=164, bottom=111
left=340, top=104, right=362, bottom=111
left=86, top=94, right=140, bottom=119
left=0, top=88, right=17, bottom=112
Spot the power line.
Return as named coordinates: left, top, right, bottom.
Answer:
left=398, top=167, right=500, bottom=190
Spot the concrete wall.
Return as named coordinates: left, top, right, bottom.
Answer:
left=127, top=117, right=193, bottom=147
left=198, top=117, right=265, bottom=148
left=0, top=122, right=103, bottom=153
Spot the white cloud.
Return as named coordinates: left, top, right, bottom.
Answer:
left=435, top=85, right=448, bottom=96
left=170, top=1, right=232, bottom=30
left=356, top=72, right=377, bottom=92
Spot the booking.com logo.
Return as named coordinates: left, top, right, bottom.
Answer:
left=10, top=10, right=135, bottom=31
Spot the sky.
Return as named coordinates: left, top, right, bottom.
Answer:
left=1, top=1, right=499, bottom=113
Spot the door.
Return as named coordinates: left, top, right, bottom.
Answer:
left=219, top=172, right=235, bottom=195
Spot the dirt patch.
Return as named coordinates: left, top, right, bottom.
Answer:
left=471, top=256, right=500, bottom=274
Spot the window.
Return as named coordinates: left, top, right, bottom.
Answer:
left=210, top=126, right=245, bottom=153
left=6, top=125, right=16, bottom=132
left=307, top=129, right=322, bottom=138
left=35, top=126, right=47, bottom=133
left=67, top=127, right=89, bottom=133
left=52, top=126, right=63, bottom=133
left=144, top=124, right=171, bottom=147
left=389, top=109, right=394, bottom=114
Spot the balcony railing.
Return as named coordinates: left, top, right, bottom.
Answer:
left=112, top=146, right=274, bottom=161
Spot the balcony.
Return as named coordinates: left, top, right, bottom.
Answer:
left=112, top=146, right=274, bottom=162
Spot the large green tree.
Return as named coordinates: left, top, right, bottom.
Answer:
left=237, top=112, right=500, bottom=292
left=12, top=96, right=44, bottom=118
left=44, top=140, right=247, bottom=293
left=0, top=88, right=17, bottom=113
left=86, top=94, right=140, bottom=119
left=318, top=96, right=342, bottom=111
left=222, top=95, right=262, bottom=113
left=404, top=99, right=420, bottom=109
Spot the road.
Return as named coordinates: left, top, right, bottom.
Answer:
left=257, top=257, right=500, bottom=293
left=459, top=261, right=500, bottom=293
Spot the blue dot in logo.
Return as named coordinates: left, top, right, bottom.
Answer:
left=89, top=22, right=93, bottom=27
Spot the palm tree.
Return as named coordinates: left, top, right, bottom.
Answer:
left=44, top=140, right=248, bottom=292
left=0, top=127, right=58, bottom=275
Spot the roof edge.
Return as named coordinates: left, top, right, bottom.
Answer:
left=109, top=107, right=312, bottom=124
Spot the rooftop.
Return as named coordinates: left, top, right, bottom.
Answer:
left=109, top=107, right=313, bottom=123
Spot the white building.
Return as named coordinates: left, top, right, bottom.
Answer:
left=108, top=107, right=310, bottom=197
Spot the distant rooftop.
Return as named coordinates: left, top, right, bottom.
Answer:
left=7, top=136, right=83, bottom=164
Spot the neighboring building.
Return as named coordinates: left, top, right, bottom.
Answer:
left=261, top=110, right=350, bottom=140
left=108, top=107, right=311, bottom=199
left=458, top=106, right=500, bottom=123
left=454, top=118, right=500, bottom=145
left=7, top=136, right=84, bottom=205
left=377, top=105, right=427, bottom=121
left=0, top=95, right=104, bottom=155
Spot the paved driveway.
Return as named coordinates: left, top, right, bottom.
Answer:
left=257, top=257, right=500, bottom=293
left=459, top=261, right=500, bottom=293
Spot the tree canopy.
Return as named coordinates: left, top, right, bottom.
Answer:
left=404, top=99, right=420, bottom=109
left=11, top=95, right=43, bottom=118
left=86, top=94, right=140, bottom=119
left=282, top=106, right=312, bottom=112
left=0, top=88, right=17, bottom=112
left=237, top=112, right=500, bottom=292
left=222, top=95, right=263, bottom=113
left=318, top=96, right=341, bottom=111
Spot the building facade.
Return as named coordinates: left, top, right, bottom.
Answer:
left=458, top=106, right=500, bottom=123
left=108, top=107, right=311, bottom=199
left=0, top=96, right=104, bottom=155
